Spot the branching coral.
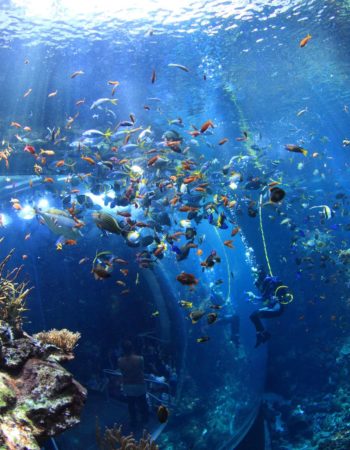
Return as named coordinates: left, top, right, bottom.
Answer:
left=96, top=420, right=159, bottom=450
left=34, top=329, right=81, bottom=354
left=0, top=249, right=32, bottom=333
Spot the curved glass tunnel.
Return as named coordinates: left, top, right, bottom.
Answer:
left=0, top=176, right=266, bottom=449
left=0, top=0, right=291, bottom=447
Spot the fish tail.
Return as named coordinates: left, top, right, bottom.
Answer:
left=110, top=99, right=118, bottom=105
left=301, top=149, right=308, bottom=156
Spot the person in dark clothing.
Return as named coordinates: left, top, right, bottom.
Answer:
left=118, top=340, right=149, bottom=427
left=248, top=274, right=285, bottom=348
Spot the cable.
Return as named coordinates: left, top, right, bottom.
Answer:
left=259, top=194, right=294, bottom=304
left=259, top=193, right=273, bottom=277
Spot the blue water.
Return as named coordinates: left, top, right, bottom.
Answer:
left=0, top=0, right=349, bottom=448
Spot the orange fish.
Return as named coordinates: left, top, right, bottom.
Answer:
left=224, top=240, right=234, bottom=249
left=124, top=133, right=131, bottom=145
left=44, top=177, right=54, bottom=183
left=179, top=205, right=199, bottom=212
left=200, top=120, right=214, bottom=133
left=74, top=222, right=85, bottom=229
left=165, top=140, right=182, bottom=148
left=218, top=138, right=228, bottom=145
left=231, top=227, right=240, bottom=237
left=108, top=80, right=120, bottom=86
left=300, top=34, right=311, bottom=48
left=81, top=156, right=95, bottom=165
left=65, top=239, right=77, bottom=246
left=22, top=254, right=28, bottom=260
left=236, top=131, right=248, bottom=141
left=12, top=202, right=22, bottom=210
left=147, top=155, right=160, bottom=166
left=221, top=195, right=229, bottom=207
left=170, top=196, right=180, bottom=206
left=10, top=122, right=21, bottom=128
left=120, top=269, right=129, bottom=276
left=23, top=126, right=32, bottom=132
left=183, top=176, right=198, bottom=184
left=55, top=160, right=65, bottom=167
left=197, top=249, right=203, bottom=256
left=176, top=272, right=198, bottom=286
left=194, top=187, right=206, bottom=192
left=153, top=246, right=165, bottom=257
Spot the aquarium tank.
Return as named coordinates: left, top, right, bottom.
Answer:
left=0, top=0, right=349, bottom=449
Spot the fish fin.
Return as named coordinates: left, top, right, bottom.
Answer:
left=302, top=149, right=308, bottom=156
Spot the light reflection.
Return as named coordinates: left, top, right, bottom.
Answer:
left=12, top=0, right=199, bottom=20
left=18, top=205, right=35, bottom=220
left=37, top=198, right=49, bottom=209
left=0, top=213, right=11, bottom=226
left=10, top=0, right=303, bottom=23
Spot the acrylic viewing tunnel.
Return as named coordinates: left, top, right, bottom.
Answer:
left=0, top=176, right=266, bottom=449
left=0, top=0, right=299, bottom=448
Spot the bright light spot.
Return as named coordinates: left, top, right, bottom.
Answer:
left=38, top=198, right=49, bottom=209
left=0, top=214, right=12, bottom=226
left=127, top=231, right=140, bottom=244
left=12, top=0, right=197, bottom=21
left=18, top=205, right=35, bottom=220
left=86, top=193, right=105, bottom=208
left=105, top=190, right=115, bottom=200
left=130, top=165, right=144, bottom=176
left=229, top=181, right=238, bottom=190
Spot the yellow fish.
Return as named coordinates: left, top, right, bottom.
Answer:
left=179, top=300, right=193, bottom=309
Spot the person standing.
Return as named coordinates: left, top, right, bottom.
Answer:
left=118, top=340, right=149, bottom=427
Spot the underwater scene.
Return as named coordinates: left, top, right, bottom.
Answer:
left=0, top=0, right=349, bottom=449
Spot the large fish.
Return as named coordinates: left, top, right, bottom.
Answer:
left=37, top=209, right=82, bottom=240
left=92, top=211, right=123, bottom=234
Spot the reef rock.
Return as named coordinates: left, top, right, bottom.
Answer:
left=0, top=250, right=87, bottom=448
left=0, top=334, right=86, bottom=449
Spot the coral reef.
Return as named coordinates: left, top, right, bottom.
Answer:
left=96, top=421, right=159, bottom=450
left=265, top=332, right=350, bottom=450
left=0, top=250, right=87, bottom=449
left=0, top=249, right=31, bottom=334
left=33, top=328, right=81, bottom=360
